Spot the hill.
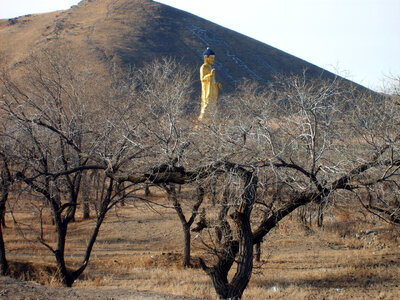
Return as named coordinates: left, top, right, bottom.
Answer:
left=1, top=0, right=355, bottom=93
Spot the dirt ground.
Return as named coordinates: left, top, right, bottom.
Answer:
left=0, top=275, right=208, bottom=300
left=2, top=189, right=400, bottom=299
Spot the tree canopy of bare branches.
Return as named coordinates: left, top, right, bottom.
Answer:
left=1, top=44, right=399, bottom=298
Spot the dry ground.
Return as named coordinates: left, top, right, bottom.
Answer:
left=1, top=188, right=400, bottom=299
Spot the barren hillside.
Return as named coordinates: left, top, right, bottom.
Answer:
left=1, top=0, right=350, bottom=93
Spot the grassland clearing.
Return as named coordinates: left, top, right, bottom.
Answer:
left=2, top=188, right=399, bottom=299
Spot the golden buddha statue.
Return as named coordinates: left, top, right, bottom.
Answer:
left=198, top=47, right=222, bottom=122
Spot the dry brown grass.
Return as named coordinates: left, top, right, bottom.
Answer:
left=3, top=189, right=400, bottom=299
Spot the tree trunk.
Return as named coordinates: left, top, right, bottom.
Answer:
left=68, top=178, right=115, bottom=286
left=47, top=190, right=75, bottom=287
left=83, top=201, right=90, bottom=220
left=183, top=224, right=191, bottom=267
left=82, top=173, right=91, bottom=220
left=166, top=183, right=204, bottom=268
left=169, top=185, right=192, bottom=267
left=55, top=249, right=74, bottom=287
left=209, top=177, right=217, bottom=206
left=0, top=224, right=8, bottom=275
left=203, top=211, right=254, bottom=299
left=0, top=162, right=10, bottom=275
left=145, top=184, right=150, bottom=196
left=228, top=211, right=253, bottom=299
left=255, top=242, right=261, bottom=262
left=117, top=182, right=126, bottom=206
left=298, top=206, right=307, bottom=224
left=201, top=169, right=257, bottom=299
left=317, top=203, right=324, bottom=227
left=54, top=222, right=74, bottom=287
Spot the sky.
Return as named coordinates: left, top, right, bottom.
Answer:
left=1, top=0, right=399, bottom=91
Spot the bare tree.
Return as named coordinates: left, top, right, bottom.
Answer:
left=178, top=74, right=400, bottom=299
left=123, top=58, right=204, bottom=267
left=0, top=43, right=139, bottom=286
left=1, top=50, right=202, bottom=285
left=91, top=71, right=400, bottom=299
left=3, top=44, right=399, bottom=299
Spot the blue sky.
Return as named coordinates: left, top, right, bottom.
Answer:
left=1, top=0, right=399, bottom=91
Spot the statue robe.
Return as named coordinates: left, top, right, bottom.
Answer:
left=199, top=63, right=219, bottom=121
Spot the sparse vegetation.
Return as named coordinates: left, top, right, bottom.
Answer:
left=1, top=197, right=399, bottom=299
left=1, top=10, right=400, bottom=299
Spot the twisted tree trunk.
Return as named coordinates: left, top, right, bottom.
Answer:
left=200, top=167, right=257, bottom=299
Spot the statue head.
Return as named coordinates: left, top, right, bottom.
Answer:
left=203, top=47, right=215, bottom=65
